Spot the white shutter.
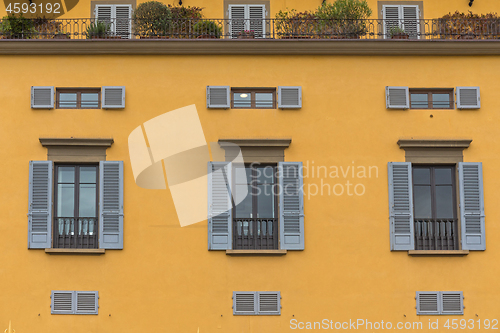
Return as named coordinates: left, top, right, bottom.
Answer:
left=95, top=5, right=112, bottom=31
left=76, top=291, right=99, bottom=314
left=456, top=87, right=480, bottom=109
left=383, top=5, right=400, bottom=39
left=208, top=162, right=232, bottom=250
left=386, top=86, right=409, bottom=109
left=279, top=162, right=304, bottom=250
left=459, top=162, right=485, bottom=250
left=51, top=291, right=74, bottom=314
left=248, top=5, right=265, bottom=38
left=278, top=86, right=302, bottom=109
left=28, top=161, right=53, bottom=249
left=99, top=161, right=124, bottom=249
left=233, top=292, right=257, bottom=315
left=402, top=5, right=419, bottom=39
left=441, top=292, right=463, bottom=315
left=258, top=292, right=281, bottom=315
left=229, top=5, right=246, bottom=38
left=115, top=5, right=132, bottom=39
left=206, top=86, right=230, bottom=108
left=31, top=86, right=54, bottom=109
left=416, top=292, right=440, bottom=315
left=102, top=86, right=125, bottom=109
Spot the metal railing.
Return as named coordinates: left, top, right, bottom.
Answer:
left=414, top=219, right=458, bottom=251
left=54, top=217, right=98, bottom=249
left=1, top=18, right=500, bottom=40
left=233, top=218, right=278, bottom=250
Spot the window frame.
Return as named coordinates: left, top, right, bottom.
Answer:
left=231, top=88, right=277, bottom=109
left=409, top=88, right=454, bottom=109
left=56, top=88, right=101, bottom=109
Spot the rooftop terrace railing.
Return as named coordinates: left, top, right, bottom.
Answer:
left=1, top=18, right=500, bottom=40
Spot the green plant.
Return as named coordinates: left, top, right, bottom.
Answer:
left=133, top=1, right=172, bottom=37
left=193, top=20, right=222, bottom=38
left=0, top=14, right=37, bottom=39
left=438, top=11, right=500, bottom=39
left=388, top=26, right=406, bottom=37
left=315, top=0, right=372, bottom=37
left=85, top=21, right=111, bottom=39
left=275, top=9, right=317, bottom=37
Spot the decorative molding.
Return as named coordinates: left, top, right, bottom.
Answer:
left=45, top=248, right=106, bottom=254
left=226, top=249, right=287, bottom=255
left=408, top=250, right=469, bottom=256
left=218, top=139, right=291, bottom=148
left=39, top=138, right=114, bottom=162
left=219, top=139, right=291, bottom=163
left=397, top=139, right=472, bottom=149
left=39, top=138, right=114, bottom=147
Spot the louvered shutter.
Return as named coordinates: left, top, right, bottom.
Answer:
left=76, top=291, right=99, bottom=314
left=99, top=161, right=124, bottom=249
left=208, top=162, right=232, bottom=250
left=31, top=86, right=54, bottom=109
left=279, top=162, right=304, bottom=250
left=402, top=6, right=419, bottom=39
left=248, top=5, right=265, bottom=38
left=95, top=5, right=112, bottom=33
left=456, top=87, right=480, bottom=109
left=115, top=5, right=132, bottom=39
left=416, top=292, right=440, bottom=315
left=102, top=86, right=125, bottom=109
left=388, top=162, right=414, bottom=251
left=278, top=86, right=302, bottom=109
left=229, top=5, right=246, bottom=38
left=459, top=162, right=485, bottom=250
left=233, top=292, right=257, bottom=315
left=28, top=161, right=52, bottom=249
left=383, top=5, right=400, bottom=39
left=441, top=292, right=463, bottom=315
left=386, top=86, right=409, bottom=109
left=258, top=292, right=280, bottom=315
left=206, top=86, right=230, bottom=108
left=51, top=291, right=74, bottom=314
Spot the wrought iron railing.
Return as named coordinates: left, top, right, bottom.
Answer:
left=233, top=218, right=278, bottom=250
left=54, top=217, right=98, bottom=249
left=1, top=18, right=500, bottom=40
left=414, top=219, right=458, bottom=251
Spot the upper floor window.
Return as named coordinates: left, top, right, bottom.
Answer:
left=379, top=1, right=422, bottom=39
left=231, top=88, right=276, bottom=109
left=226, top=2, right=269, bottom=38
left=94, top=4, right=133, bottom=39
left=409, top=89, right=454, bottom=109
left=56, top=88, right=101, bottom=109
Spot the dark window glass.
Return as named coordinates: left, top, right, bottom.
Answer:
left=409, top=89, right=453, bottom=109
left=231, top=88, right=276, bottom=109
left=410, top=93, right=428, bottom=109
left=56, top=89, right=101, bottom=109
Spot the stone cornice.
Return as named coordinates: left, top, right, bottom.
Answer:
left=397, top=139, right=472, bottom=149
left=39, top=137, right=114, bottom=147
left=218, top=139, right=291, bottom=148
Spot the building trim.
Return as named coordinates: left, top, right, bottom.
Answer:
left=39, top=138, right=114, bottom=162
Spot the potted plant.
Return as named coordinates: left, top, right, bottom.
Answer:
left=193, top=20, right=222, bottom=38
left=237, top=30, right=255, bottom=39
left=275, top=9, right=316, bottom=39
left=315, top=0, right=372, bottom=39
left=0, top=14, right=37, bottom=39
left=85, top=21, right=112, bottom=39
left=168, top=5, right=203, bottom=38
left=133, top=1, right=172, bottom=39
left=437, top=11, right=500, bottom=39
left=389, top=26, right=409, bottom=39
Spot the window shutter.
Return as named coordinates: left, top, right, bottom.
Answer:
left=51, top=291, right=74, bottom=314
left=28, top=161, right=53, bottom=249
left=76, top=291, right=99, bottom=314
left=459, top=162, right=485, bottom=250
left=31, top=86, right=54, bottom=109
left=99, top=161, right=124, bottom=249
left=383, top=5, right=400, bottom=39
left=388, top=162, right=414, bottom=251
left=208, top=162, right=232, bottom=250
left=102, top=86, right=125, bottom=109
left=441, top=292, right=463, bottom=315
left=229, top=5, right=246, bottom=38
left=279, top=162, right=304, bottom=250
left=115, top=5, right=132, bottom=39
left=278, top=86, right=302, bottom=109
left=258, top=292, right=281, bottom=315
left=206, top=86, right=230, bottom=109
left=402, top=5, right=419, bottom=39
left=456, top=87, right=480, bottom=109
left=386, top=86, right=409, bottom=109
left=96, top=5, right=112, bottom=23
left=233, top=292, right=257, bottom=315
left=248, top=5, right=265, bottom=37
left=416, top=292, right=440, bottom=315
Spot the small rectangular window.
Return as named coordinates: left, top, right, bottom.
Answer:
left=56, top=88, right=101, bottom=109
left=409, top=89, right=454, bottom=109
left=231, top=88, right=276, bottom=109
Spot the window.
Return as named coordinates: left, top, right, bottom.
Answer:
left=416, top=291, right=463, bottom=315
left=409, top=89, right=454, bottom=109
left=56, top=88, right=101, bottom=109
left=226, top=3, right=268, bottom=38
left=380, top=2, right=422, bottom=39
left=233, top=291, right=281, bottom=315
left=231, top=88, right=276, bottom=109
left=94, top=4, right=132, bottom=38
left=51, top=291, right=99, bottom=315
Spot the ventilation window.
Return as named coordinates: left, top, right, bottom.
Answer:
left=233, top=291, right=281, bottom=315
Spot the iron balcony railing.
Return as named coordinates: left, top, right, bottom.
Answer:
left=54, top=217, right=98, bottom=249
left=414, top=218, right=458, bottom=251
left=234, top=218, right=278, bottom=250
left=1, top=18, right=500, bottom=40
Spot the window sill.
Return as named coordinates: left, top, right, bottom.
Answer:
left=226, top=250, right=287, bottom=256
left=45, top=248, right=105, bottom=255
left=408, top=250, right=469, bottom=256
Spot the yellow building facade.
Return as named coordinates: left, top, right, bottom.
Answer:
left=1, top=0, right=500, bottom=332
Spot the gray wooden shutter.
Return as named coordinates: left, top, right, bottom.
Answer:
left=31, top=86, right=54, bottom=109
left=248, top=5, right=265, bottom=37
left=456, top=87, right=480, bottom=109
left=459, top=162, right=485, bottom=250
left=278, top=86, right=302, bottom=109
left=208, top=162, right=232, bottom=250
left=258, top=292, right=281, bottom=315
left=229, top=5, right=246, bottom=38
left=386, top=86, right=409, bottom=109
left=51, top=291, right=74, bottom=314
left=279, top=162, right=304, bottom=250
left=75, top=291, right=99, bottom=314
left=99, top=161, right=124, bottom=249
left=416, top=291, right=440, bottom=315
left=441, top=292, right=463, bottom=315
left=28, top=161, right=53, bottom=249
left=115, top=5, right=132, bottom=39
left=102, top=86, right=125, bottom=109
left=388, top=162, right=414, bottom=251
left=206, top=86, right=230, bottom=108
left=402, top=5, right=419, bottom=39
left=233, top=292, right=257, bottom=315
left=383, top=5, right=400, bottom=38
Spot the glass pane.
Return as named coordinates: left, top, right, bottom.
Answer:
left=58, top=166, right=75, bottom=183
left=414, top=185, right=432, bottom=219
left=237, top=221, right=242, bottom=236
left=233, top=92, right=251, bottom=108
left=268, top=221, right=273, bottom=236
left=81, top=93, right=99, bottom=108
left=257, top=184, right=274, bottom=218
left=234, top=166, right=252, bottom=184
left=413, top=168, right=430, bottom=185
left=79, top=184, right=97, bottom=217
left=59, top=93, right=77, bottom=108
left=432, top=93, right=451, bottom=108
left=256, top=166, right=274, bottom=184
left=410, top=93, right=428, bottom=108
left=261, top=221, right=267, bottom=236
left=243, top=221, right=249, bottom=236
left=436, top=186, right=454, bottom=218
left=435, top=168, right=453, bottom=185
left=57, top=184, right=74, bottom=217
left=255, top=92, right=273, bottom=108
left=80, top=166, right=97, bottom=183
left=235, top=184, right=252, bottom=218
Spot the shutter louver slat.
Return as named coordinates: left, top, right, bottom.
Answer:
left=102, top=86, right=125, bottom=109
left=229, top=5, right=246, bottom=38
left=457, top=87, right=480, bottom=109
left=233, top=292, right=256, bottom=315
left=76, top=291, right=99, bottom=314
left=28, top=161, right=52, bottom=249
left=417, top=292, right=439, bottom=315
left=99, top=161, right=124, bottom=249
left=31, top=86, right=54, bottom=109
left=207, top=86, right=230, bottom=108
left=459, top=162, right=485, bottom=250
left=386, top=86, right=409, bottom=109
left=383, top=6, right=400, bottom=39
left=258, top=292, right=280, bottom=314
left=208, top=162, right=232, bottom=250
left=279, top=162, right=304, bottom=250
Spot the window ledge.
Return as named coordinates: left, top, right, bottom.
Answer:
left=408, top=250, right=469, bottom=256
left=226, top=250, right=287, bottom=256
left=45, top=248, right=105, bottom=255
